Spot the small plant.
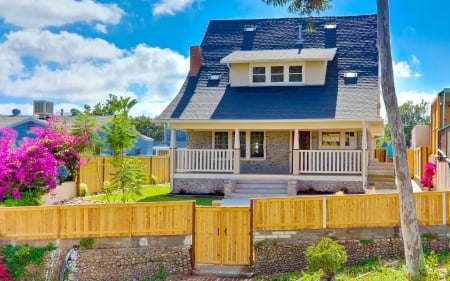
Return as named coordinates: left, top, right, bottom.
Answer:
left=421, top=232, right=437, bottom=241
left=79, top=237, right=94, bottom=248
left=306, top=237, right=348, bottom=281
left=79, top=183, right=88, bottom=197
left=254, top=239, right=269, bottom=252
left=150, top=264, right=168, bottom=281
left=360, top=238, right=374, bottom=245
left=0, top=243, right=56, bottom=280
left=150, top=175, right=159, bottom=185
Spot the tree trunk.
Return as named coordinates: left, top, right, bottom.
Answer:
left=377, top=0, right=423, bottom=278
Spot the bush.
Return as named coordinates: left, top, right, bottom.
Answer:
left=150, top=175, right=159, bottom=185
left=306, top=237, right=348, bottom=280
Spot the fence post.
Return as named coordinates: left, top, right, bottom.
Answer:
left=322, top=197, right=327, bottom=228
left=443, top=192, right=447, bottom=225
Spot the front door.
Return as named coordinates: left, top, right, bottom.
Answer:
left=292, top=131, right=310, bottom=172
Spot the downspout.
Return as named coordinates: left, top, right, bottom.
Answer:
left=59, top=245, right=78, bottom=281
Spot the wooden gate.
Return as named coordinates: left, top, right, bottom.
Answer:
left=194, top=207, right=251, bottom=265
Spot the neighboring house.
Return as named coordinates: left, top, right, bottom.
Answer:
left=0, top=115, right=154, bottom=156
left=0, top=116, right=47, bottom=143
left=156, top=15, right=384, bottom=196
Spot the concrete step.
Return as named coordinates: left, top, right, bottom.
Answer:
left=230, top=193, right=288, bottom=199
left=234, top=187, right=286, bottom=194
left=193, top=264, right=254, bottom=278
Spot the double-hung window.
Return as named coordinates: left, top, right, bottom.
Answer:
left=251, top=64, right=304, bottom=85
left=289, top=65, right=303, bottom=82
left=270, top=66, right=284, bottom=82
left=214, top=132, right=229, bottom=149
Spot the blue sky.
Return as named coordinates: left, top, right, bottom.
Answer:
left=0, top=0, right=448, bottom=118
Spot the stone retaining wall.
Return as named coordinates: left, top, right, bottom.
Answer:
left=253, top=226, right=450, bottom=275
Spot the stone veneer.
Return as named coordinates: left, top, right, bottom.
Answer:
left=297, top=179, right=364, bottom=194
left=172, top=178, right=225, bottom=194
left=253, top=226, right=450, bottom=275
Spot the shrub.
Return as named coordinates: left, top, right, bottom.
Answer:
left=79, top=237, right=94, bottom=248
left=306, top=237, right=348, bottom=281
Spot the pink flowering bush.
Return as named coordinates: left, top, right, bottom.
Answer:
left=0, top=116, right=88, bottom=205
left=0, top=258, right=10, bottom=281
left=421, top=162, right=436, bottom=190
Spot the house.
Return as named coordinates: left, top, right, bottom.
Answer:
left=156, top=14, right=384, bottom=197
left=0, top=115, right=154, bottom=156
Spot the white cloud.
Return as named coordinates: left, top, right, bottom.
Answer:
left=3, top=29, right=123, bottom=63
left=393, top=56, right=421, bottom=79
left=0, top=28, right=189, bottom=117
left=0, top=103, right=33, bottom=116
left=95, top=24, right=107, bottom=34
left=380, top=90, right=436, bottom=120
left=152, top=0, right=195, bottom=16
left=0, top=0, right=123, bottom=29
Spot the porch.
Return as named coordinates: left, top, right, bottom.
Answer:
left=171, top=149, right=367, bottom=196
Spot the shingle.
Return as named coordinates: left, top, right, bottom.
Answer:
left=157, top=14, right=379, bottom=121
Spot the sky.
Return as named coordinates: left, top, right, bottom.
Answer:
left=0, top=0, right=448, bottom=118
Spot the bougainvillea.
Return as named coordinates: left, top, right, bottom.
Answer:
left=0, top=116, right=88, bottom=203
left=0, top=258, right=10, bottom=281
left=421, top=162, right=436, bottom=189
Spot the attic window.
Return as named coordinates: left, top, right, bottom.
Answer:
left=244, top=25, right=257, bottom=32
left=209, top=74, right=221, bottom=80
left=344, top=72, right=358, bottom=78
left=324, top=24, right=337, bottom=29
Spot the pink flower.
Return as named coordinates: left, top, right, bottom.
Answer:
left=12, top=188, right=20, bottom=199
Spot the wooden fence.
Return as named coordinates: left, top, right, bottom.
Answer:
left=1, top=192, right=450, bottom=241
left=0, top=202, right=194, bottom=240
left=78, top=156, right=169, bottom=194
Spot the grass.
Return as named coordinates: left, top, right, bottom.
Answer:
left=87, top=185, right=222, bottom=206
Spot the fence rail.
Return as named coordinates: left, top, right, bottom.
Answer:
left=79, top=156, right=169, bottom=194
left=296, top=149, right=362, bottom=174
left=176, top=149, right=234, bottom=172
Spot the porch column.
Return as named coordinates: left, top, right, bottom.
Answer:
left=169, top=128, right=177, bottom=191
left=233, top=128, right=240, bottom=174
left=293, top=128, right=299, bottom=175
left=362, top=122, right=367, bottom=189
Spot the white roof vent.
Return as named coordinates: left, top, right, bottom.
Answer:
left=344, top=72, right=358, bottom=78
left=324, top=24, right=337, bottom=29
left=209, top=74, right=221, bottom=80
left=244, top=25, right=257, bottom=32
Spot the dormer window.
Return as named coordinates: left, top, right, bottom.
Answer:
left=252, top=67, right=266, bottom=83
left=250, top=64, right=304, bottom=85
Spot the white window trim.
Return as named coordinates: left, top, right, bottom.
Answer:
left=249, top=63, right=305, bottom=86
left=319, top=130, right=357, bottom=149
left=214, top=130, right=266, bottom=160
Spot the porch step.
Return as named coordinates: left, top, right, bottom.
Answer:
left=367, top=159, right=396, bottom=189
left=231, top=180, right=288, bottom=199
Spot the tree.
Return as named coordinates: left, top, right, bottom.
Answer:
left=262, top=0, right=423, bottom=278
left=85, top=94, right=138, bottom=116
left=132, top=115, right=165, bottom=141
left=377, top=100, right=430, bottom=148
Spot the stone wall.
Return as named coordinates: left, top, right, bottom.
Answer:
left=297, top=179, right=364, bottom=194
left=253, top=226, right=450, bottom=275
left=172, top=178, right=225, bottom=194
left=186, top=131, right=211, bottom=149
left=16, top=236, right=192, bottom=281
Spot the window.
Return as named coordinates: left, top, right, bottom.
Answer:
left=289, top=65, right=303, bottom=82
left=320, top=131, right=357, bottom=148
left=270, top=66, right=284, bottom=82
left=214, top=132, right=229, bottom=149
left=321, top=131, right=341, bottom=147
left=252, top=67, right=266, bottom=83
left=250, top=64, right=304, bottom=85
left=250, top=132, right=264, bottom=157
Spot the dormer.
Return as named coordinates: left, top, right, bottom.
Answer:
left=220, top=48, right=337, bottom=87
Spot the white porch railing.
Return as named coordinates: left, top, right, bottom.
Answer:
left=297, top=150, right=362, bottom=174
left=176, top=149, right=234, bottom=172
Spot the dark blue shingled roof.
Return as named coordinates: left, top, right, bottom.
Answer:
left=158, top=14, right=379, bottom=121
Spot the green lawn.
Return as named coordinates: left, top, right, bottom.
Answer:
left=87, top=185, right=222, bottom=206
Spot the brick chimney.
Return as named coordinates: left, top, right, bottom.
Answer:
left=189, top=46, right=202, bottom=76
